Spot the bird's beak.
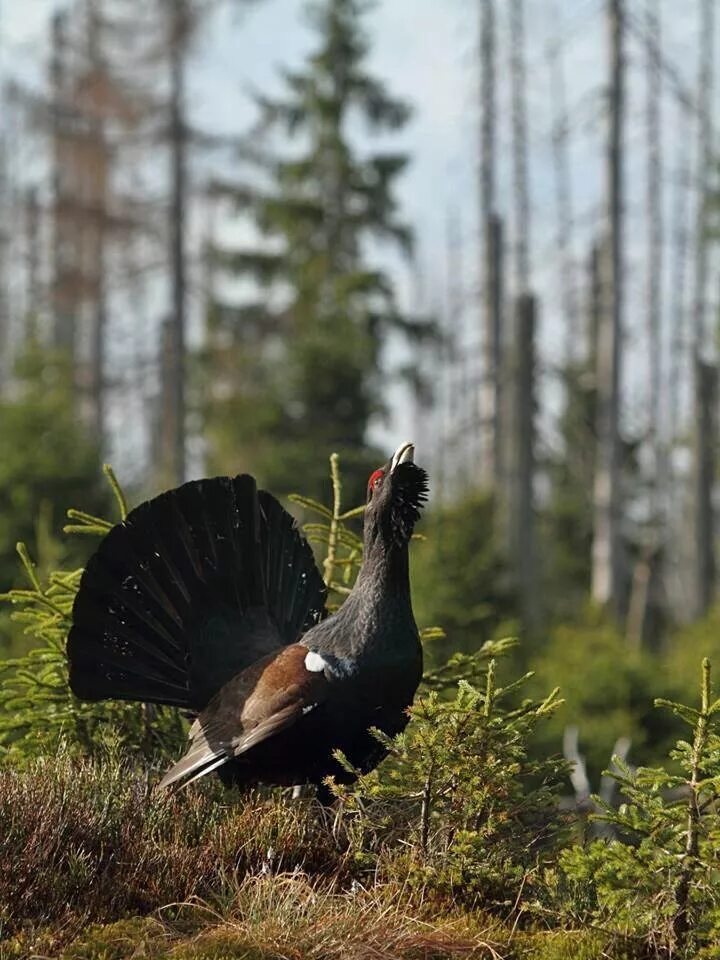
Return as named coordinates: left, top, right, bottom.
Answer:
left=390, top=441, right=415, bottom=473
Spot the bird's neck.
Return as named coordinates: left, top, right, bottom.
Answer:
left=335, top=536, right=414, bottom=660
left=354, top=537, right=411, bottom=599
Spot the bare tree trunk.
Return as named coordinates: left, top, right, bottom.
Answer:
left=164, top=0, right=189, bottom=486
left=24, top=188, right=42, bottom=340
left=624, top=0, right=665, bottom=651
left=586, top=240, right=602, bottom=372
left=690, top=0, right=716, bottom=618
left=445, top=207, right=469, bottom=494
left=625, top=553, right=652, bottom=650
left=50, top=10, right=77, bottom=366
left=691, top=0, right=715, bottom=357
left=692, top=356, right=717, bottom=617
left=86, top=0, right=108, bottom=445
left=591, top=0, right=625, bottom=616
left=0, top=139, right=9, bottom=392
left=478, top=0, right=500, bottom=491
left=509, top=0, right=530, bottom=295
left=667, top=112, right=692, bottom=493
left=645, top=0, right=663, bottom=525
left=488, top=214, right=505, bottom=495
left=510, top=294, right=537, bottom=630
left=547, top=14, right=577, bottom=366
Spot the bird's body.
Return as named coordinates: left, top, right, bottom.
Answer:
left=67, top=443, right=428, bottom=796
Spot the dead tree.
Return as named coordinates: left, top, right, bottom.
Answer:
left=163, top=0, right=191, bottom=486
left=24, top=188, right=42, bottom=340
left=509, top=0, right=530, bottom=295
left=50, top=10, right=78, bottom=365
left=562, top=725, right=632, bottom=837
left=591, top=0, right=625, bottom=617
left=82, top=0, right=111, bottom=441
left=508, top=294, right=537, bottom=629
left=626, top=0, right=665, bottom=648
left=505, top=0, right=537, bottom=628
left=692, top=357, right=717, bottom=616
left=547, top=13, right=577, bottom=366
left=0, top=139, right=9, bottom=392
left=645, top=0, right=663, bottom=523
left=689, top=0, right=716, bottom=618
left=478, top=0, right=502, bottom=491
left=587, top=240, right=602, bottom=372
left=667, top=111, right=692, bottom=470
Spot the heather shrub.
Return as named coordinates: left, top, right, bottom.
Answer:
left=0, top=749, right=345, bottom=934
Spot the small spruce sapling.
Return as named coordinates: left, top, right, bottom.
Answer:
left=0, top=466, right=185, bottom=763
left=331, top=656, right=569, bottom=910
left=559, top=658, right=720, bottom=958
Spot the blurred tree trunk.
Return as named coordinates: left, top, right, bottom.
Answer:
left=689, top=0, right=716, bottom=618
left=24, top=189, right=42, bottom=341
left=162, top=0, right=189, bottom=486
left=478, top=0, right=501, bottom=492
left=691, top=356, right=717, bottom=617
left=50, top=11, right=78, bottom=367
left=85, top=0, right=109, bottom=443
left=591, top=0, right=625, bottom=617
left=0, top=140, right=9, bottom=392
left=508, top=294, right=537, bottom=630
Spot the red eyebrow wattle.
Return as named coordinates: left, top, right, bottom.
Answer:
left=368, top=469, right=384, bottom=488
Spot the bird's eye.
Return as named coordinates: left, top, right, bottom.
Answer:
left=368, top=469, right=384, bottom=494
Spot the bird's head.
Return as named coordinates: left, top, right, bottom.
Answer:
left=364, top=441, right=429, bottom=548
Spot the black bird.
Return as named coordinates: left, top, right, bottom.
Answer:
left=67, top=442, right=428, bottom=797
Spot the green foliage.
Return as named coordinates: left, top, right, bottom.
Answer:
left=6, top=451, right=720, bottom=958
left=558, top=659, right=720, bottom=957
left=410, top=492, right=515, bottom=672
left=665, top=605, right=720, bottom=692
left=543, top=362, right=596, bottom=614
left=332, top=656, right=570, bottom=909
left=529, top=610, right=679, bottom=780
left=0, top=344, right=107, bottom=619
left=203, top=0, right=432, bottom=501
left=0, top=466, right=184, bottom=764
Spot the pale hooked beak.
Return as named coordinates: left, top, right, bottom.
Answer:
left=390, top=441, right=415, bottom=473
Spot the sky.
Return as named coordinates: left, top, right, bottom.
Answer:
left=0, top=0, right=716, bottom=481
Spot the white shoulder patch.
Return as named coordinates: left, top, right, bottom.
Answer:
left=304, top=650, right=327, bottom=673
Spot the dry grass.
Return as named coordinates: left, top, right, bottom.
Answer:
left=0, top=751, right=345, bottom=935
left=1, top=873, right=615, bottom=960
left=0, top=754, right=614, bottom=960
left=4, top=874, right=512, bottom=959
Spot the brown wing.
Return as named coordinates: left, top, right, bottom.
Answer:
left=157, top=644, right=327, bottom=789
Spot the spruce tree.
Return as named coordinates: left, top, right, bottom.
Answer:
left=205, top=0, right=418, bottom=500
left=0, top=344, right=107, bottom=646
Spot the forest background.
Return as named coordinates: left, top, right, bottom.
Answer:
left=1, top=0, right=720, bottom=852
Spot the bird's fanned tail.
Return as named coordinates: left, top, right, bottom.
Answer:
left=67, top=475, right=327, bottom=712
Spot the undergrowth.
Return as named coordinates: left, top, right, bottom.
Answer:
left=1, top=458, right=720, bottom=958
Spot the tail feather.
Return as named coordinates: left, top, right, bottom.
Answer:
left=68, top=475, right=326, bottom=711
left=158, top=750, right=230, bottom=791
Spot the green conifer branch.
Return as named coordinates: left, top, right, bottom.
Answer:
left=338, top=505, right=365, bottom=521
left=16, top=542, right=42, bottom=593
left=483, top=659, right=496, bottom=717
left=672, top=658, right=712, bottom=952
left=323, top=453, right=342, bottom=589
left=103, top=463, right=128, bottom=521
